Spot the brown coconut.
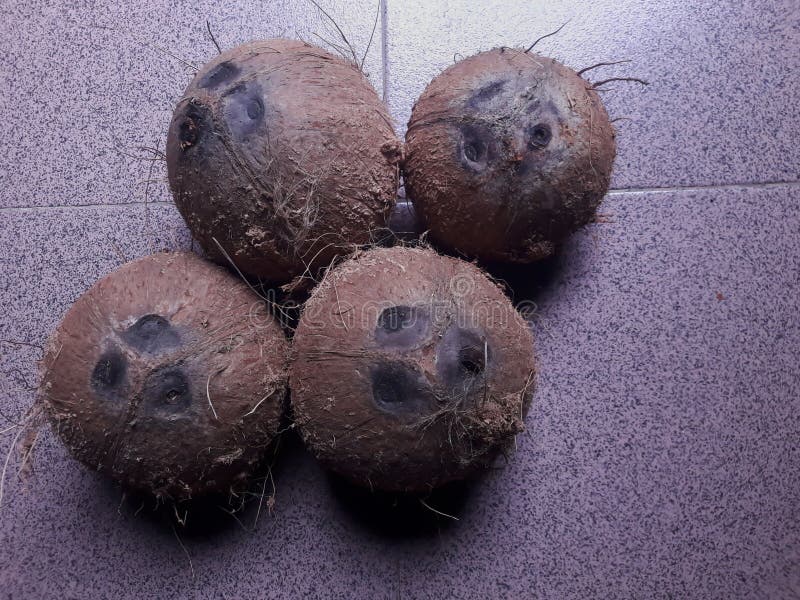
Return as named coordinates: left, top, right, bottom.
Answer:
left=290, top=246, right=536, bottom=492
left=166, top=39, right=402, bottom=283
left=404, top=48, right=616, bottom=263
left=38, top=252, right=289, bottom=501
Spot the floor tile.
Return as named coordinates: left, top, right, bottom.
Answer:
left=2, top=184, right=799, bottom=598
left=2, top=1, right=800, bottom=598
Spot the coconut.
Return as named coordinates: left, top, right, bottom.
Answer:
left=290, top=246, right=536, bottom=492
left=166, top=39, right=402, bottom=283
left=38, top=252, right=289, bottom=501
left=404, top=48, right=616, bottom=263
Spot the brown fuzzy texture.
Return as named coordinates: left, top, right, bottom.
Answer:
left=166, top=39, right=402, bottom=283
left=290, top=246, right=536, bottom=492
left=404, top=48, right=616, bottom=263
left=38, top=252, right=289, bottom=502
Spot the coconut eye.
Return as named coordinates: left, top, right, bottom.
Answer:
left=462, top=139, right=485, bottom=163
left=179, top=117, right=199, bottom=148
left=527, top=123, right=552, bottom=149
left=458, top=124, right=495, bottom=172
left=91, top=349, right=127, bottom=392
left=143, top=368, right=192, bottom=413
left=222, top=83, right=266, bottom=138
left=437, top=326, right=490, bottom=391
left=458, top=344, right=486, bottom=376
left=177, top=101, right=210, bottom=150
left=370, top=362, right=436, bottom=416
left=378, top=306, right=413, bottom=332
left=467, top=79, right=507, bottom=108
left=246, top=97, right=264, bottom=120
left=123, top=314, right=180, bottom=353
left=464, top=142, right=481, bottom=162
left=375, top=305, right=431, bottom=349
left=198, top=60, right=240, bottom=89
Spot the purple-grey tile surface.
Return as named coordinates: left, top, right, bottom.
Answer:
left=2, top=1, right=800, bottom=599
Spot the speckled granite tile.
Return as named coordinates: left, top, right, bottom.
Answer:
left=0, top=203, right=190, bottom=350
left=386, top=0, right=800, bottom=189
left=0, top=0, right=387, bottom=208
left=2, top=185, right=799, bottom=599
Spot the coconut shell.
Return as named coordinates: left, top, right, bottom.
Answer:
left=290, top=246, right=536, bottom=492
left=166, top=39, right=402, bottom=283
left=404, top=48, right=616, bottom=263
left=38, top=252, right=289, bottom=501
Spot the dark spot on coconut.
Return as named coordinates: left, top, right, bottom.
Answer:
left=370, top=362, right=436, bottom=416
left=467, top=79, right=507, bottom=108
left=375, top=305, right=431, bottom=349
left=527, top=123, right=552, bottom=149
left=178, top=119, right=198, bottom=148
left=458, top=124, right=495, bottom=172
left=122, top=314, right=180, bottom=353
left=178, top=101, right=211, bottom=150
left=437, top=326, right=490, bottom=390
left=464, top=142, right=481, bottom=162
left=142, top=367, right=192, bottom=414
left=198, top=60, right=241, bottom=89
left=246, top=97, right=265, bottom=120
left=222, top=82, right=267, bottom=139
left=525, top=99, right=542, bottom=114
left=378, top=306, right=413, bottom=332
left=458, top=346, right=486, bottom=375
left=91, top=349, right=127, bottom=392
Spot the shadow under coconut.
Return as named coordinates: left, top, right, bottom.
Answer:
left=483, top=252, right=564, bottom=307
left=121, top=488, right=241, bottom=538
left=395, top=187, right=574, bottom=312
left=326, top=473, right=478, bottom=539
left=115, top=427, right=303, bottom=540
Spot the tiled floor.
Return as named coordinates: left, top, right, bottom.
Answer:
left=1, top=1, right=799, bottom=599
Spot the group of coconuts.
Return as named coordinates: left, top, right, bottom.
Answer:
left=37, top=39, right=615, bottom=508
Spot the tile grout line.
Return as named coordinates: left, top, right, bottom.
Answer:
left=3, top=180, right=798, bottom=212
left=380, top=0, right=389, bottom=104
left=0, top=201, right=175, bottom=212
left=607, top=180, right=800, bottom=196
